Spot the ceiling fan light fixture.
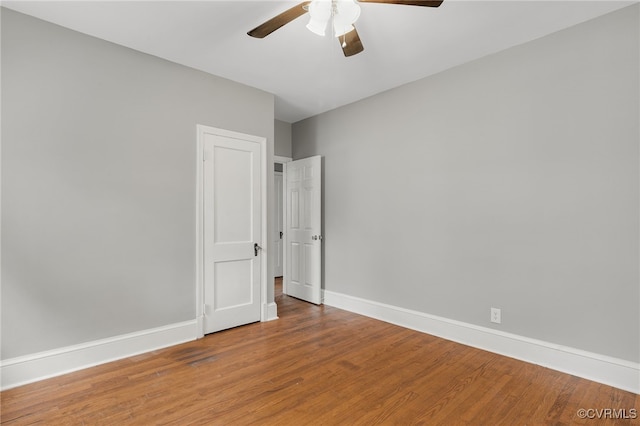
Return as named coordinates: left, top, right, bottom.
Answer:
left=307, top=0, right=360, bottom=38
left=336, top=0, right=361, bottom=26
left=306, top=18, right=328, bottom=36
left=306, top=0, right=332, bottom=36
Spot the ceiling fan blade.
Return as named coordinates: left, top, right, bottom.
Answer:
left=357, top=0, right=443, bottom=6
left=340, top=27, right=364, bottom=57
left=248, top=2, right=311, bottom=38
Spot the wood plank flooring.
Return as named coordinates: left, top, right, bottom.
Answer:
left=2, top=279, right=638, bottom=425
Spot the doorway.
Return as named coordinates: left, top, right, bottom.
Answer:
left=274, top=169, right=284, bottom=278
left=274, top=156, right=291, bottom=295
left=274, top=155, right=323, bottom=307
left=284, top=156, right=322, bottom=305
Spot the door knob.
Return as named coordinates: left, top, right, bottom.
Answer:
left=311, top=235, right=323, bottom=241
left=254, top=243, right=262, bottom=256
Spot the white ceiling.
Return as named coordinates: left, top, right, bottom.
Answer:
left=3, top=0, right=634, bottom=123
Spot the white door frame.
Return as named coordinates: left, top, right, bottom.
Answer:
left=195, top=125, right=269, bottom=338
left=274, top=156, right=291, bottom=295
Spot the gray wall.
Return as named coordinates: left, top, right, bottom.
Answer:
left=293, top=5, right=639, bottom=363
left=274, top=119, right=292, bottom=158
left=1, top=9, right=275, bottom=359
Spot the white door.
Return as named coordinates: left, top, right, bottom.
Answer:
left=274, top=171, right=284, bottom=277
left=203, top=131, right=262, bottom=334
left=285, top=156, right=322, bottom=304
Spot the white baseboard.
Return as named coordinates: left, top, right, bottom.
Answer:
left=323, top=290, right=639, bottom=394
left=0, top=320, right=198, bottom=391
left=264, top=302, right=279, bottom=322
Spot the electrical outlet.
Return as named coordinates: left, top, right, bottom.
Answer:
left=491, top=307, right=501, bottom=324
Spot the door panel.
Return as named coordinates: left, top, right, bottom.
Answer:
left=291, top=242, right=300, bottom=282
left=213, top=147, right=253, bottom=243
left=285, top=156, right=322, bottom=305
left=214, top=260, right=253, bottom=308
left=203, top=133, right=261, bottom=334
left=290, top=189, right=300, bottom=228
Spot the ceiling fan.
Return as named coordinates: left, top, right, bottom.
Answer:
left=248, top=0, right=443, bottom=58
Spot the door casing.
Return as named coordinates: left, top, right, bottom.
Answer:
left=195, top=125, right=269, bottom=338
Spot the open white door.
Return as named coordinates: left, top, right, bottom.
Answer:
left=285, top=156, right=322, bottom=304
left=202, top=129, right=262, bottom=333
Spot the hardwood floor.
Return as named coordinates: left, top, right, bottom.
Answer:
left=2, top=279, right=638, bottom=425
